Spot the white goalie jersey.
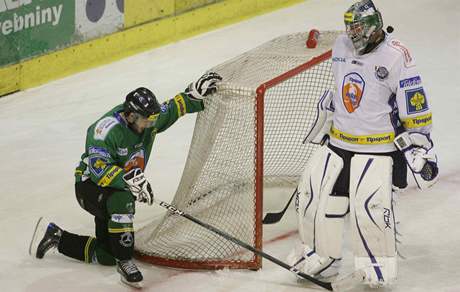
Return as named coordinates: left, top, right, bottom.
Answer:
left=330, top=33, right=432, bottom=153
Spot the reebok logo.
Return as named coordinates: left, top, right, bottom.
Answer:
left=383, top=208, right=391, bottom=229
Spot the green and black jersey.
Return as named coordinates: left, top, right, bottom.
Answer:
left=75, top=93, right=204, bottom=189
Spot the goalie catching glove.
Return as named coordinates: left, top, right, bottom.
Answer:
left=394, top=132, right=439, bottom=189
left=186, top=71, right=222, bottom=100
left=123, top=168, right=154, bottom=205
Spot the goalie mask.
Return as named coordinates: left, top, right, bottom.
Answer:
left=344, top=0, right=383, bottom=55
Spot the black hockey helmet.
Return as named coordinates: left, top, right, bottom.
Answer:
left=124, top=87, right=161, bottom=118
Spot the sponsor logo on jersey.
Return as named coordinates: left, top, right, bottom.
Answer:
left=390, top=40, right=414, bottom=67
left=160, top=103, right=168, bottom=113
left=119, top=232, right=134, bottom=247
left=342, top=72, right=365, bottom=113
left=405, top=87, right=428, bottom=114
left=111, top=214, right=134, bottom=224
left=351, top=60, right=363, bottom=66
left=117, top=147, right=128, bottom=156
left=174, top=94, right=187, bottom=117
left=332, top=57, right=346, bottom=62
left=97, top=166, right=122, bottom=187
left=88, top=146, right=111, bottom=158
left=375, top=66, right=389, bottom=81
left=330, top=127, right=394, bottom=144
left=89, top=157, right=108, bottom=177
left=94, top=117, right=118, bottom=141
left=124, top=149, right=145, bottom=171
left=402, top=113, right=432, bottom=128
left=399, top=76, right=421, bottom=88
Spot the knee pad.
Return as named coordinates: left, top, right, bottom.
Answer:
left=296, top=145, right=347, bottom=259
left=349, top=154, right=397, bottom=287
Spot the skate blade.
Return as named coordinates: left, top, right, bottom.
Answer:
left=331, top=269, right=366, bottom=291
left=28, top=217, right=44, bottom=257
left=120, top=276, right=143, bottom=289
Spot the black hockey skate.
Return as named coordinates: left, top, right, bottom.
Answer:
left=34, top=220, right=63, bottom=259
left=117, top=260, right=144, bottom=289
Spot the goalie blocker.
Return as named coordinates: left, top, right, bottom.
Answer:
left=288, top=144, right=405, bottom=287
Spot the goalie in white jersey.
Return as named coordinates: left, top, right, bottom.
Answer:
left=287, top=0, right=439, bottom=288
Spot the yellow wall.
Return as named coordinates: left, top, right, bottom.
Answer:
left=125, top=0, right=175, bottom=27
left=125, top=0, right=218, bottom=28
left=0, top=0, right=303, bottom=97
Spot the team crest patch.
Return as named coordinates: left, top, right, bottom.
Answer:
left=375, top=66, right=389, bottom=81
left=89, top=156, right=108, bottom=177
left=405, top=87, right=428, bottom=114
left=342, top=72, right=365, bottom=113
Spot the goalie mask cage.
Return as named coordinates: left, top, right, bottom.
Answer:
left=135, top=30, right=340, bottom=270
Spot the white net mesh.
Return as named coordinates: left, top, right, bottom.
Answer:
left=135, top=31, right=340, bottom=269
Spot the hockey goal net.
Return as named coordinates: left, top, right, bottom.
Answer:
left=135, top=30, right=340, bottom=269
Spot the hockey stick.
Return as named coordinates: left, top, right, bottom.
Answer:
left=262, top=188, right=297, bottom=224
left=154, top=199, right=364, bottom=291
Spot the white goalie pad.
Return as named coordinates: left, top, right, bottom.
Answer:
left=290, top=145, right=348, bottom=276
left=303, top=90, right=334, bottom=144
left=349, top=155, right=397, bottom=287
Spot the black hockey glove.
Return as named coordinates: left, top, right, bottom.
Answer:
left=123, top=168, right=154, bottom=205
left=186, top=71, right=222, bottom=100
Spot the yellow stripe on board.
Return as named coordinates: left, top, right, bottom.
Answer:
left=0, top=0, right=303, bottom=97
left=0, top=64, right=20, bottom=96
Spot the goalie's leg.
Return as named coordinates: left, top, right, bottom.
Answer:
left=287, top=145, right=348, bottom=278
left=349, top=154, right=397, bottom=288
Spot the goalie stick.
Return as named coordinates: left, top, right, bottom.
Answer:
left=262, top=188, right=297, bottom=224
left=154, top=199, right=365, bottom=291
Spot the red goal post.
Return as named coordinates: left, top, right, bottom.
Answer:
left=135, top=30, right=340, bottom=270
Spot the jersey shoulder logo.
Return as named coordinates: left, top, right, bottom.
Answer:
left=399, top=76, right=421, bottom=88
left=405, top=87, right=428, bottom=114
left=389, top=40, right=415, bottom=68
left=342, top=72, right=365, bottom=113
left=94, top=117, right=119, bottom=141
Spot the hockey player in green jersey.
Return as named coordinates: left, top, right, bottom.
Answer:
left=30, top=72, right=222, bottom=288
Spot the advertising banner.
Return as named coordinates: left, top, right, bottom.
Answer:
left=75, top=0, right=123, bottom=41
left=0, top=0, right=75, bottom=66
